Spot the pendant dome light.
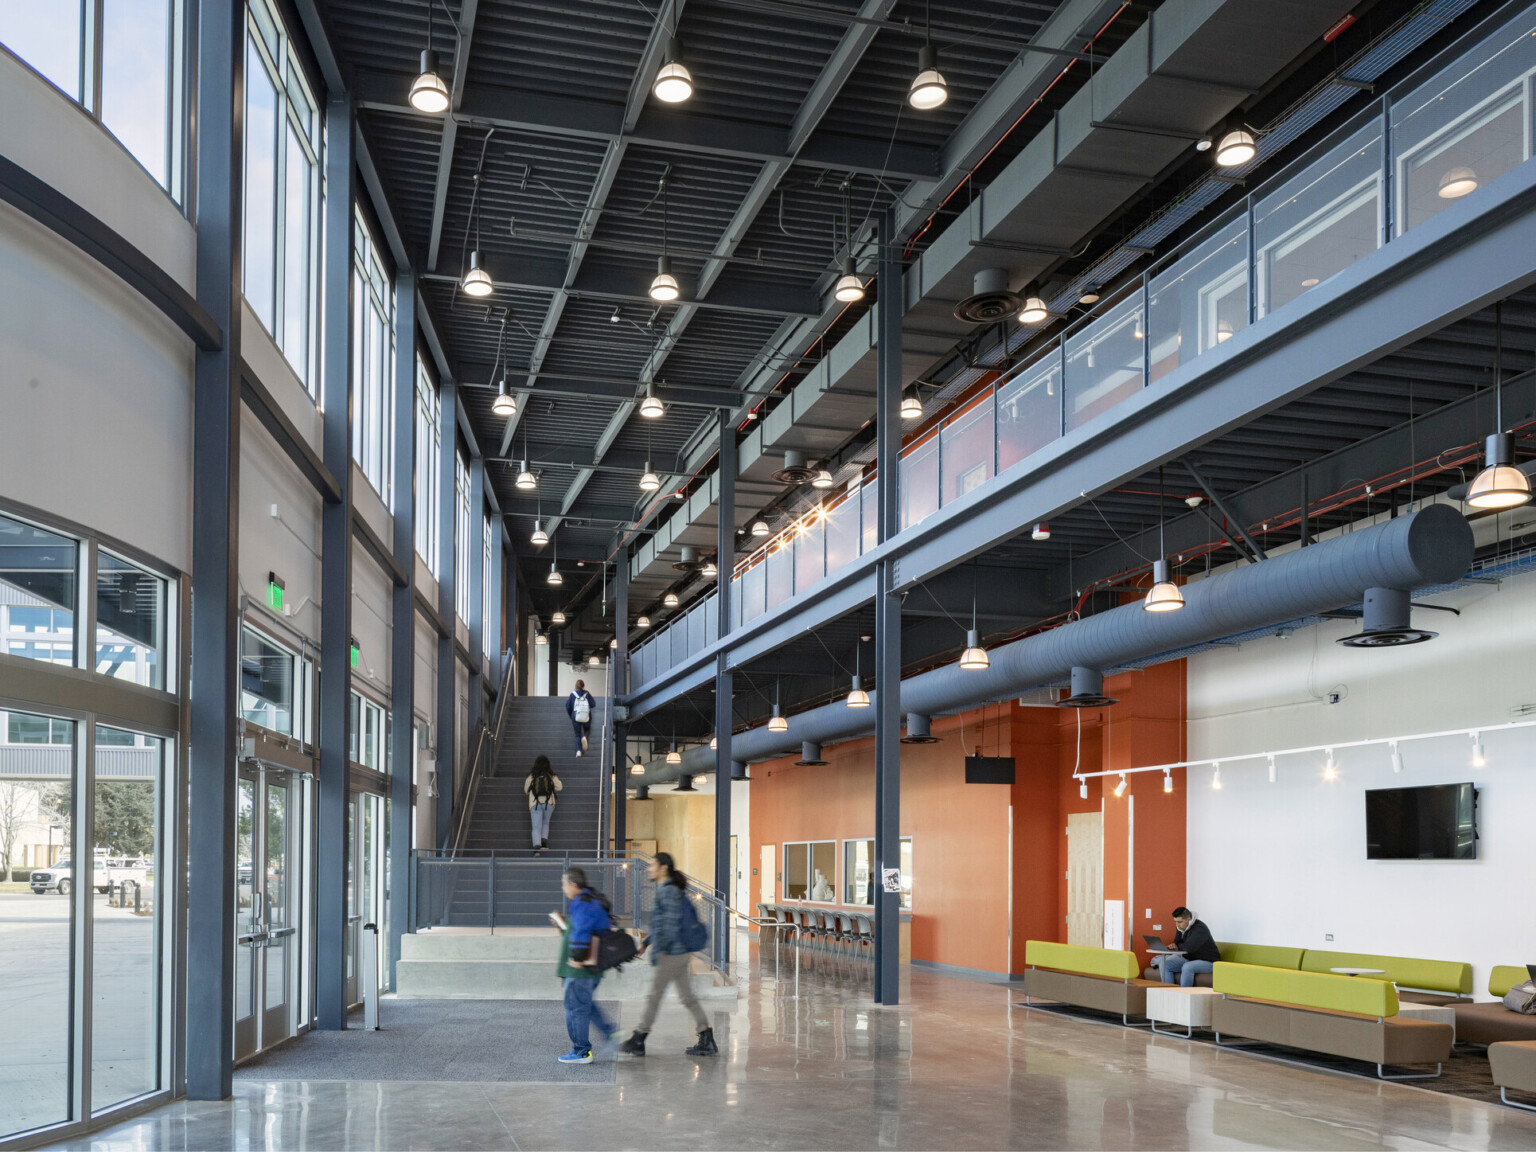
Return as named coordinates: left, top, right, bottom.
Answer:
left=768, top=680, right=788, bottom=732
left=639, top=463, right=661, bottom=492
left=1144, top=468, right=1185, bottom=612
left=710, top=735, right=718, bottom=750
left=847, top=641, right=870, bottom=707
left=959, top=562, right=990, bottom=668
left=589, top=654, right=600, bottom=666
left=637, top=614, right=651, bottom=628
left=551, top=610, right=566, bottom=625
left=547, top=562, right=562, bottom=586
left=409, top=2, right=450, bottom=113
left=649, top=167, right=681, bottom=301
left=1017, top=284, right=1049, bottom=325
left=1214, top=114, right=1257, bottom=168
left=663, top=591, right=680, bottom=608
left=666, top=744, right=682, bottom=765
left=638, top=381, right=665, bottom=419
left=900, top=388, right=924, bottom=421
left=515, top=460, right=536, bottom=490
left=1438, top=166, right=1478, bottom=199
left=1468, top=303, right=1532, bottom=509
left=834, top=257, right=865, bottom=303
left=610, top=637, right=618, bottom=649
left=461, top=249, right=493, bottom=297
left=630, top=761, right=645, bottom=776
left=750, top=518, right=769, bottom=537
left=491, top=373, right=517, bottom=417
left=811, top=469, right=834, bottom=489
left=530, top=520, right=549, bottom=546
left=535, top=630, right=548, bottom=646
left=908, top=42, right=948, bottom=110
left=653, top=37, right=694, bottom=103
left=701, top=558, right=718, bottom=578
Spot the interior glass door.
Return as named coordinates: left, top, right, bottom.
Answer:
left=234, top=772, right=259, bottom=1062
left=261, top=774, right=295, bottom=1043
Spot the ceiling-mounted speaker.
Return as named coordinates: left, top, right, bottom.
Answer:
left=1058, top=666, right=1118, bottom=709
left=1336, top=587, right=1438, bottom=647
left=953, top=267, right=1022, bottom=324
left=772, top=448, right=819, bottom=485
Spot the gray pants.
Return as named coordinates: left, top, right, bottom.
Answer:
left=637, top=950, right=708, bottom=1033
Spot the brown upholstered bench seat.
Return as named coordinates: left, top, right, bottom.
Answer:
left=1489, top=1041, right=1536, bottom=1112
left=1023, top=966, right=1162, bottom=1023
left=1211, top=993, right=1453, bottom=1077
left=1455, top=1002, right=1536, bottom=1045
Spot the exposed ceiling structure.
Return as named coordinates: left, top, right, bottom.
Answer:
left=313, top=0, right=1503, bottom=676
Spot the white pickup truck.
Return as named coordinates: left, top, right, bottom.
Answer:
left=30, top=855, right=149, bottom=896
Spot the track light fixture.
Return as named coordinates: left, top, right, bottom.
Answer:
left=1211, top=762, right=1222, bottom=790
left=1468, top=305, right=1531, bottom=509
left=1390, top=741, right=1403, bottom=773
left=1079, top=778, right=1088, bottom=800
left=833, top=257, right=865, bottom=303
left=1214, top=115, right=1256, bottom=168
left=530, top=519, right=549, bottom=546
left=908, top=43, right=948, bottom=110
left=1113, top=774, right=1128, bottom=799
left=1017, top=284, right=1048, bottom=325
left=515, top=461, right=536, bottom=490
left=653, top=37, right=694, bottom=103
left=1267, top=754, right=1277, bottom=784
left=461, top=249, right=493, bottom=297
left=1471, top=734, right=1486, bottom=769
left=1163, top=771, right=1173, bottom=794
left=1323, top=749, right=1337, bottom=781
left=409, top=3, right=450, bottom=113
left=900, top=388, right=924, bottom=421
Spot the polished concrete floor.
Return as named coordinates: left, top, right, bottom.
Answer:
left=46, top=951, right=1536, bottom=1151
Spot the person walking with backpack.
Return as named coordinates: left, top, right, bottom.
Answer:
left=551, top=866, right=619, bottom=1064
left=566, top=679, right=596, bottom=757
left=618, top=852, right=717, bottom=1058
left=524, top=755, right=562, bottom=849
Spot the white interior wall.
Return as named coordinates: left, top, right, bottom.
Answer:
left=238, top=412, right=322, bottom=646
left=349, top=545, right=391, bottom=699
left=0, top=202, right=193, bottom=570
left=1187, top=566, right=1536, bottom=1001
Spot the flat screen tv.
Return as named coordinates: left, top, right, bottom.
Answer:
left=1365, top=782, right=1477, bottom=860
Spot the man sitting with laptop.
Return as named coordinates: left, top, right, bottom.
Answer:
left=1152, top=907, right=1222, bottom=987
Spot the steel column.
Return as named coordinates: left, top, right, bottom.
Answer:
left=467, top=456, right=485, bottom=740
left=435, top=379, right=457, bottom=849
left=316, top=94, right=356, bottom=1031
left=547, top=625, right=558, bottom=696
left=873, top=207, right=902, bottom=1005
left=186, top=0, right=242, bottom=1098
left=613, top=554, right=628, bottom=852
left=388, top=271, right=417, bottom=987
left=713, top=409, right=736, bottom=961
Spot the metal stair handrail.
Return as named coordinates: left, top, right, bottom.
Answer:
left=450, top=648, right=515, bottom=855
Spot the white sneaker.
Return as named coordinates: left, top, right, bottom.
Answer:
left=581, top=735, right=589, bottom=750
left=575, top=750, right=583, bottom=757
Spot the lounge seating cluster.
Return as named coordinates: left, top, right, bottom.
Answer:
left=1027, top=939, right=1533, bottom=1096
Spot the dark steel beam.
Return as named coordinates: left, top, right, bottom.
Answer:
left=456, top=364, right=744, bottom=410
left=613, top=553, right=629, bottom=852
left=316, top=94, right=355, bottom=1033
left=436, top=379, right=458, bottom=848
left=239, top=365, right=343, bottom=503
left=0, top=153, right=221, bottom=351
left=873, top=208, right=901, bottom=1006
left=352, top=508, right=409, bottom=587
left=186, top=0, right=242, bottom=1101
left=468, top=456, right=486, bottom=742
left=1183, top=459, right=1268, bottom=562
left=388, top=271, right=417, bottom=987
left=713, top=410, right=736, bottom=963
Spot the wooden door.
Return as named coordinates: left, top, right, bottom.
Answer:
left=1066, top=811, right=1103, bottom=947
left=760, top=844, right=775, bottom=904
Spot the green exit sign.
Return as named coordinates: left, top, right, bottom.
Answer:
left=267, top=572, right=285, bottom=612
left=350, top=639, right=360, bottom=668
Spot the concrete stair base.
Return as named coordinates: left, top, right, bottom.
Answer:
left=396, top=930, right=735, bottom=1001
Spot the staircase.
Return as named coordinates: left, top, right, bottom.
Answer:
left=463, top=695, right=605, bottom=854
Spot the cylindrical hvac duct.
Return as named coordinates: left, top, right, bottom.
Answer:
left=973, top=267, right=1009, bottom=296
left=797, top=741, right=826, bottom=765
left=629, top=505, right=1472, bottom=786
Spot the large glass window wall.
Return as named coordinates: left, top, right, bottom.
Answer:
left=626, top=9, right=1536, bottom=692
left=414, top=357, right=441, bottom=574
left=0, top=1, right=187, bottom=200
left=243, top=0, right=321, bottom=389
left=352, top=210, right=396, bottom=507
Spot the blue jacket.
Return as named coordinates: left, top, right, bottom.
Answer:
left=566, top=690, right=595, bottom=721
left=558, top=889, right=610, bottom=980
left=647, top=882, right=691, bottom=961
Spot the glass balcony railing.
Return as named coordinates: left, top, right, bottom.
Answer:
left=627, top=9, right=1536, bottom=690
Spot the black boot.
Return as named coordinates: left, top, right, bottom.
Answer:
left=618, top=1030, right=647, bottom=1056
left=685, top=1027, right=718, bottom=1056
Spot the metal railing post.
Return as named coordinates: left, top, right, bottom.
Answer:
left=486, top=852, right=495, bottom=933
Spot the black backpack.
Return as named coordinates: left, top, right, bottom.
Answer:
left=531, top=772, right=555, bottom=800
left=592, top=927, right=639, bottom=972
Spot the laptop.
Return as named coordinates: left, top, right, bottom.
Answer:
left=1143, top=935, right=1179, bottom=954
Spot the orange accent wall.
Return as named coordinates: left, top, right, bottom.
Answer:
left=747, top=661, right=1187, bottom=977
